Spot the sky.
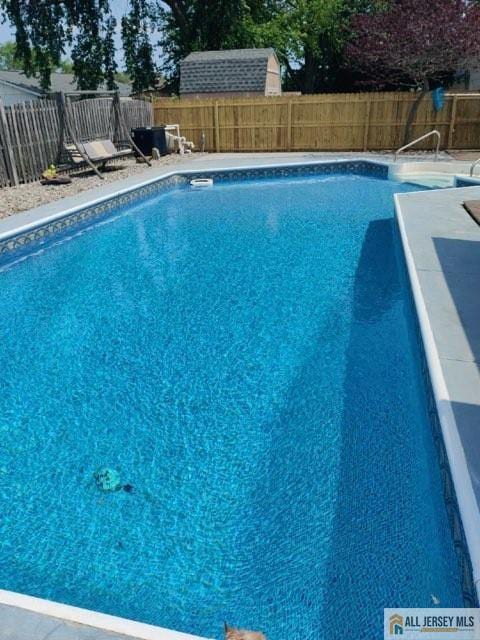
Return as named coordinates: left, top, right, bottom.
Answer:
left=0, top=0, right=159, bottom=70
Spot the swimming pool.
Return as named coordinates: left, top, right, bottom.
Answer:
left=0, top=169, right=467, bottom=639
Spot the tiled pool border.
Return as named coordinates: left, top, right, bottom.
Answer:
left=0, top=159, right=387, bottom=260
left=0, top=157, right=478, bottom=637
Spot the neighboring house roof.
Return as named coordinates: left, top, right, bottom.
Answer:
left=0, top=71, right=131, bottom=96
left=180, top=48, right=278, bottom=95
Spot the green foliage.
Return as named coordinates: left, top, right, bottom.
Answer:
left=114, top=71, right=131, bottom=85
left=0, top=41, right=23, bottom=70
left=155, top=0, right=378, bottom=92
left=0, top=1, right=117, bottom=91
left=252, top=0, right=380, bottom=92
left=70, top=1, right=118, bottom=90
left=2, top=0, right=458, bottom=96
left=59, top=59, right=74, bottom=74
left=102, top=15, right=118, bottom=90
left=0, top=40, right=86, bottom=78
left=157, top=0, right=261, bottom=83
left=121, top=0, right=157, bottom=93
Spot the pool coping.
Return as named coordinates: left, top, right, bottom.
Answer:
left=0, top=590, right=210, bottom=640
left=0, top=156, right=479, bottom=635
left=394, top=186, right=480, bottom=603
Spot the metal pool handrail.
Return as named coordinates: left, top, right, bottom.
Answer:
left=470, top=157, right=480, bottom=177
left=394, top=130, right=441, bottom=162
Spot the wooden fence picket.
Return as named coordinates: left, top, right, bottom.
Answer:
left=0, top=99, right=19, bottom=186
left=153, top=91, right=480, bottom=153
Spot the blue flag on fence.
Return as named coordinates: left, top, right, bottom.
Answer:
left=432, top=87, right=445, bottom=112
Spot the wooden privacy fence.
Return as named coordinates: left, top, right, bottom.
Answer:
left=0, top=96, right=153, bottom=188
left=153, top=92, right=480, bottom=153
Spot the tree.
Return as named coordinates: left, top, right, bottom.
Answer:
left=264, top=0, right=347, bottom=93
left=0, top=40, right=88, bottom=77
left=59, top=59, right=75, bottom=74
left=345, top=0, right=480, bottom=141
left=246, top=0, right=380, bottom=93
left=146, top=0, right=383, bottom=93
left=0, top=41, right=23, bottom=70
left=114, top=71, right=132, bottom=85
left=71, top=13, right=118, bottom=91
left=121, top=0, right=157, bottom=93
left=101, top=15, right=118, bottom=90
left=0, top=0, right=117, bottom=91
left=156, top=0, right=263, bottom=86
left=122, top=0, right=373, bottom=93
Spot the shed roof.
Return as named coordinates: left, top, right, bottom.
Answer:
left=0, top=71, right=131, bottom=96
left=180, top=48, right=278, bottom=95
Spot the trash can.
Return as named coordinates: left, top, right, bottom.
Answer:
left=131, top=126, right=168, bottom=156
left=151, top=126, right=168, bottom=156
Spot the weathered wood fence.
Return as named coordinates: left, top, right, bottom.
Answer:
left=154, top=92, right=480, bottom=153
left=0, top=96, right=153, bottom=187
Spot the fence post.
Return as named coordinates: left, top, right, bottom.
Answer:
left=363, top=98, right=372, bottom=152
left=56, top=92, right=66, bottom=165
left=214, top=102, right=220, bottom=152
left=0, top=99, right=19, bottom=186
left=287, top=100, right=292, bottom=151
left=447, top=95, right=458, bottom=149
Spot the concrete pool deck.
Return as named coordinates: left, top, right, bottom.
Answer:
left=0, top=603, right=137, bottom=640
left=0, top=591, right=210, bottom=640
left=0, top=152, right=479, bottom=637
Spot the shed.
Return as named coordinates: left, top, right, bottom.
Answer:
left=179, top=48, right=281, bottom=99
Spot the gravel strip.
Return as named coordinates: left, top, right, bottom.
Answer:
left=0, top=154, right=201, bottom=219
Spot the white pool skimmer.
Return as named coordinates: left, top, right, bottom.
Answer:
left=190, top=178, right=213, bottom=188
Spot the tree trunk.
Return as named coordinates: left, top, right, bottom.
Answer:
left=403, top=81, right=429, bottom=146
left=163, top=0, right=189, bottom=40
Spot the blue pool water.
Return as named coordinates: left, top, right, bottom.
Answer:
left=0, top=173, right=464, bottom=639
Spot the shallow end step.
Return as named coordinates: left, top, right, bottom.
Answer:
left=0, top=590, right=211, bottom=640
